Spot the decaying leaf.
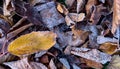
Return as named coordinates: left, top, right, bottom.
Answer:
left=111, top=0, right=120, bottom=34
left=107, top=55, right=120, bottom=69
left=4, top=57, right=32, bottom=69
left=99, top=42, right=118, bottom=55
left=4, top=57, right=48, bottom=69
left=8, top=31, right=56, bottom=56
left=77, top=0, right=84, bottom=13
left=68, top=13, right=85, bottom=22
left=35, top=1, right=65, bottom=29
left=85, top=0, right=97, bottom=14
left=65, top=0, right=75, bottom=7
left=3, top=0, right=15, bottom=16
left=83, top=58, right=103, bottom=68
left=57, top=3, right=69, bottom=15
left=65, top=15, right=75, bottom=28
left=71, top=47, right=111, bottom=64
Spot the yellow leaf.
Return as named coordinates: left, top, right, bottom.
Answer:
left=99, top=42, right=118, bottom=55
left=8, top=31, right=56, bottom=56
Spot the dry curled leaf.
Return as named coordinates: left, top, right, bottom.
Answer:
left=65, top=0, right=75, bottom=7
left=99, top=42, right=118, bottom=55
left=71, top=47, right=111, bottom=64
left=69, top=13, right=85, bottom=22
left=111, top=0, right=120, bottom=34
left=8, top=31, right=56, bottom=56
left=3, top=0, right=15, bottom=16
left=77, top=0, right=84, bottom=13
left=57, top=3, right=69, bottom=15
left=83, top=58, right=103, bottom=68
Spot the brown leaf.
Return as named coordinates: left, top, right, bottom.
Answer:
left=77, top=0, right=84, bottom=13
left=57, top=3, right=69, bottom=15
left=85, top=0, right=97, bottom=14
left=83, top=58, right=103, bottom=68
left=3, top=0, right=15, bottom=16
left=111, top=0, right=120, bottom=34
left=99, top=42, right=118, bottom=55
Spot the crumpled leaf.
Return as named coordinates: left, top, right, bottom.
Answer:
left=57, top=3, right=69, bottom=15
left=65, top=15, right=75, bottom=28
left=85, top=0, right=97, bottom=14
left=14, top=0, right=43, bottom=26
left=68, top=13, right=85, bottom=22
left=8, top=31, right=56, bottom=56
left=111, top=0, right=120, bottom=34
left=107, top=55, right=120, bottom=69
left=99, top=42, right=118, bottom=55
left=83, top=58, right=103, bottom=68
left=4, top=57, right=48, bottom=69
left=4, top=57, right=32, bottom=69
left=90, top=4, right=108, bottom=24
left=71, top=47, right=111, bottom=64
left=35, top=1, right=65, bottom=29
left=77, top=0, right=84, bottom=13
left=3, top=0, right=15, bottom=16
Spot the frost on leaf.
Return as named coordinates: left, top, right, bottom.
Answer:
left=71, top=47, right=111, bottom=64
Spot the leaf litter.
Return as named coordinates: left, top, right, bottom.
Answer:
left=0, top=0, right=119, bottom=69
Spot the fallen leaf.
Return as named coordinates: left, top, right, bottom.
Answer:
left=35, top=1, right=65, bottom=29
left=83, top=58, right=103, bottom=68
left=97, top=36, right=118, bottom=44
left=71, top=47, right=111, bottom=64
left=99, top=42, right=118, bottom=55
left=107, top=55, right=120, bottom=69
left=68, top=13, right=85, bottom=22
left=111, top=0, right=120, bottom=34
left=77, top=0, right=84, bottom=13
left=65, top=15, right=75, bottom=28
left=57, top=3, right=69, bottom=15
left=4, top=57, right=48, bottom=69
left=8, top=31, right=56, bottom=56
left=65, top=0, right=75, bottom=7
left=49, top=59, right=57, bottom=69
left=3, top=0, right=15, bottom=16
left=85, top=0, right=97, bottom=14
left=4, top=57, right=32, bottom=69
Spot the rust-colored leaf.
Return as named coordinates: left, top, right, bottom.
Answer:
left=99, top=42, right=118, bottom=55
